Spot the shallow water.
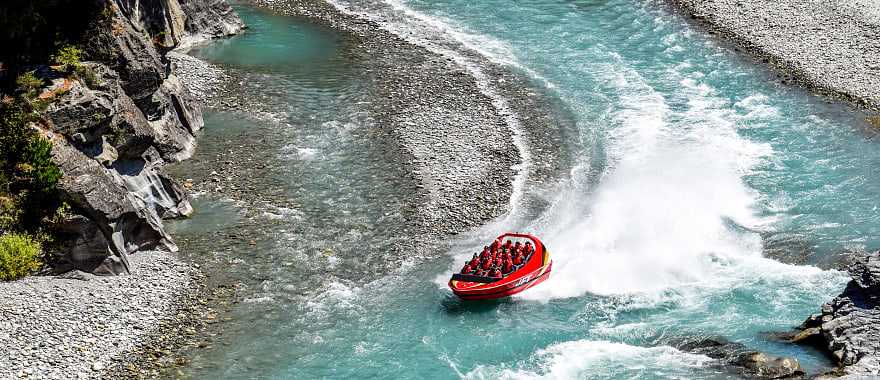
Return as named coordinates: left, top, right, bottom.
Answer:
left=172, top=1, right=880, bottom=378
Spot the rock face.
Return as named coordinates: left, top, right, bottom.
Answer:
left=792, top=253, right=880, bottom=375
left=38, top=0, right=242, bottom=274
left=675, top=337, right=805, bottom=378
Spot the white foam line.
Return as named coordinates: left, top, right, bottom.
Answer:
left=325, top=0, right=534, bottom=220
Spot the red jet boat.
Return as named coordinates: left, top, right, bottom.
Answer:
left=449, top=233, right=552, bottom=300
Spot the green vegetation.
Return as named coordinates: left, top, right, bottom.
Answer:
left=14, top=71, right=44, bottom=98
left=0, top=73, right=64, bottom=242
left=0, top=233, right=43, bottom=280
left=50, top=44, right=83, bottom=72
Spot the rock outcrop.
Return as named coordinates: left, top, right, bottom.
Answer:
left=789, top=253, right=880, bottom=375
left=674, top=337, right=805, bottom=378
left=34, top=0, right=242, bottom=274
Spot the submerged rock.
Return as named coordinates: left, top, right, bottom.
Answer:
left=674, top=337, right=805, bottom=378
left=789, top=253, right=880, bottom=375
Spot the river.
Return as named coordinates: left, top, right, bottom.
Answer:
left=169, top=0, right=880, bottom=378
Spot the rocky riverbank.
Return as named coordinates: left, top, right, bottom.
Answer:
left=0, top=251, right=196, bottom=379
left=0, top=0, right=242, bottom=378
left=665, top=0, right=880, bottom=375
left=785, top=253, right=880, bottom=376
left=666, top=0, right=880, bottom=112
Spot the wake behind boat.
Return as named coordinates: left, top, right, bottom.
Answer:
left=449, top=233, right=552, bottom=300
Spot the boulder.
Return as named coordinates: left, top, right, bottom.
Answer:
left=53, top=215, right=127, bottom=275
left=44, top=77, right=114, bottom=145
left=674, top=337, right=804, bottom=378
left=83, top=0, right=165, bottom=101
left=732, top=352, right=804, bottom=379
left=49, top=134, right=177, bottom=266
left=790, top=253, right=880, bottom=375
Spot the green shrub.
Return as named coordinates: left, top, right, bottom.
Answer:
left=50, top=45, right=83, bottom=72
left=15, top=71, right=44, bottom=98
left=0, top=196, right=23, bottom=232
left=0, top=233, right=43, bottom=281
left=19, top=137, right=61, bottom=192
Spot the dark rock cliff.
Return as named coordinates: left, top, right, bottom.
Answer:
left=789, top=253, right=880, bottom=375
left=4, top=0, right=242, bottom=274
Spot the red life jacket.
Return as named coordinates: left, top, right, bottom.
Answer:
left=503, top=260, right=513, bottom=273
left=513, top=254, right=523, bottom=265
left=461, top=264, right=472, bottom=274
left=481, top=260, right=491, bottom=270
left=469, top=258, right=479, bottom=267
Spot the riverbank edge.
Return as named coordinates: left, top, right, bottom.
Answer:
left=665, top=0, right=880, bottom=113
left=665, top=0, right=880, bottom=375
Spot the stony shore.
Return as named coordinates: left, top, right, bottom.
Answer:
left=0, top=252, right=197, bottom=379
left=667, top=0, right=880, bottom=112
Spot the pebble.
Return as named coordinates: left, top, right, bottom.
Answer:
left=0, top=251, right=198, bottom=379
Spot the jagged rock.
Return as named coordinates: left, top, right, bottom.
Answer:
left=83, top=1, right=165, bottom=101
left=791, top=253, right=880, bottom=375
left=49, top=135, right=177, bottom=265
left=116, top=0, right=243, bottom=48
left=53, top=215, right=127, bottom=275
left=44, top=77, right=114, bottom=144
left=35, top=0, right=239, bottom=275
left=732, top=352, right=804, bottom=379
left=134, top=73, right=200, bottom=162
left=114, top=152, right=193, bottom=220
left=674, top=337, right=804, bottom=378
left=177, top=0, right=244, bottom=40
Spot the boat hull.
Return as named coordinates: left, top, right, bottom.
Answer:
left=448, top=233, right=552, bottom=300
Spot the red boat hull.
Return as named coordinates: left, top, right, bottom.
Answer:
left=449, top=233, right=552, bottom=300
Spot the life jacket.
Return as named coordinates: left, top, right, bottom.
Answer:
left=481, top=259, right=491, bottom=270
left=513, top=254, right=523, bottom=265
left=469, top=258, right=479, bottom=267
left=461, top=264, right=472, bottom=274
left=491, top=269, right=502, bottom=278
left=503, top=260, right=513, bottom=273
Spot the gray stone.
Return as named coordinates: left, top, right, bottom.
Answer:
left=792, top=253, right=880, bottom=375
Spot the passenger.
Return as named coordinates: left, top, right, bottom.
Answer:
left=481, top=258, right=492, bottom=270
left=479, top=249, right=490, bottom=261
left=490, top=268, right=502, bottom=278
left=513, top=252, right=524, bottom=266
left=469, top=256, right=480, bottom=268
left=524, top=242, right=533, bottom=254
left=514, top=241, right=522, bottom=252
left=504, top=240, right=513, bottom=251
left=461, top=264, right=473, bottom=274
left=503, top=259, right=514, bottom=274
left=493, top=256, right=502, bottom=268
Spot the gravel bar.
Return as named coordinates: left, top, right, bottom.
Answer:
left=0, top=251, right=198, bottom=379
left=667, top=0, right=880, bottom=111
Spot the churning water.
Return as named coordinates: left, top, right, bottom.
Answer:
left=172, top=1, right=880, bottom=378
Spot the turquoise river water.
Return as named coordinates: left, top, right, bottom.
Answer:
left=171, top=1, right=880, bottom=378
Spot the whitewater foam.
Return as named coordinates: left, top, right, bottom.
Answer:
left=463, top=340, right=711, bottom=380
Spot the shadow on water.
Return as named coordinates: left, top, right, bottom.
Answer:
left=439, top=295, right=514, bottom=315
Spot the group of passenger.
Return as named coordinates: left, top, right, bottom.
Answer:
left=460, top=238, right=535, bottom=278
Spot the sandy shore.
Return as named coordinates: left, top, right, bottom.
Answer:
left=667, top=0, right=880, bottom=112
